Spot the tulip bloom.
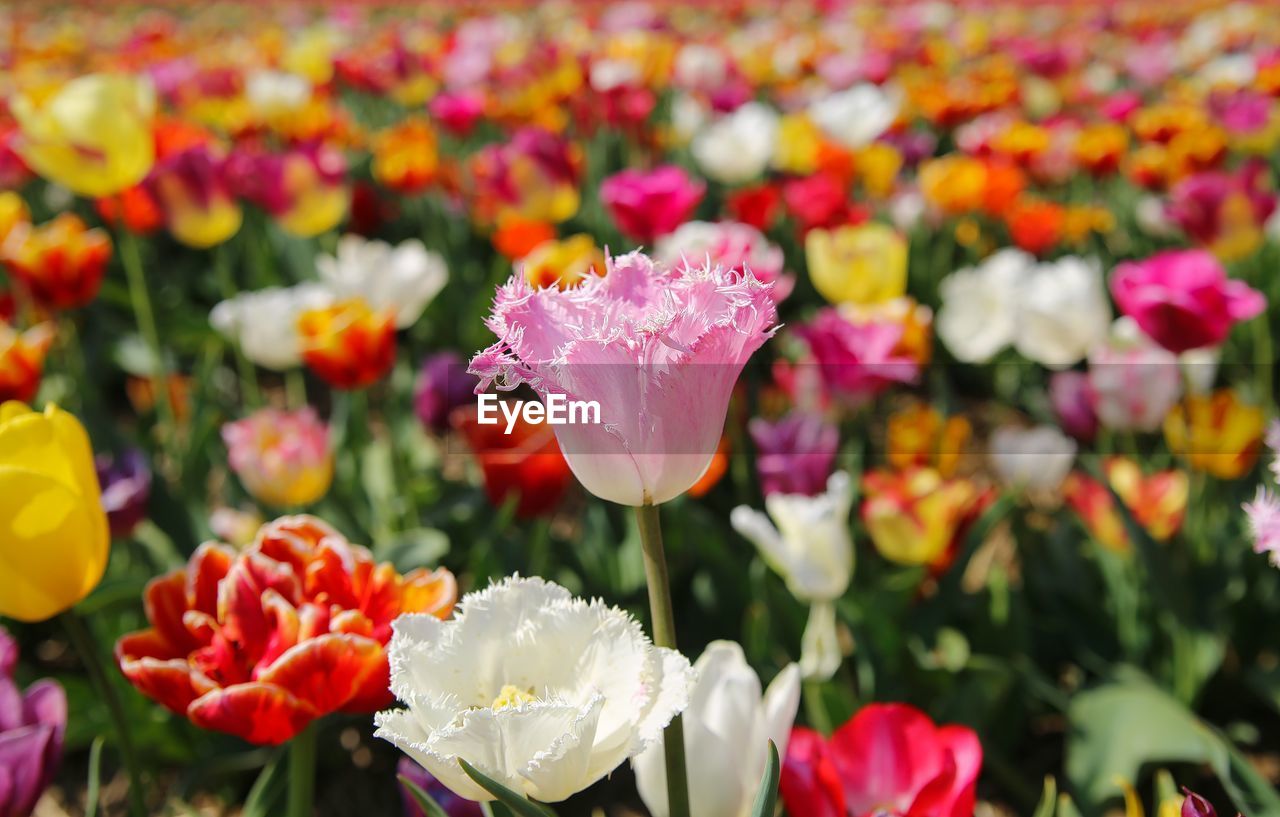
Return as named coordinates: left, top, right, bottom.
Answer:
left=0, top=626, right=67, bottom=817
left=861, top=468, right=987, bottom=569
left=988, top=425, right=1077, bottom=492
left=806, top=223, right=907, bottom=306
left=0, top=402, right=109, bottom=622
left=0, top=322, right=53, bottom=405
left=11, top=73, right=155, bottom=197
left=117, top=516, right=456, bottom=745
left=796, top=308, right=920, bottom=406
left=600, top=165, right=705, bottom=242
left=95, top=449, right=152, bottom=538
left=376, top=576, right=693, bottom=803
left=886, top=403, right=972, bottom=477
left=298, top=298, right=398, bottom=390
left=519, top=234, right=606, bottom=291
left=147, top=144, right=243, bottom=248
left=415, top=353, right=478, bottom=434
left=229, top=144, right=349, bottom=238
left=749, top=413, right=839, bottom=497
left=1164, top=389, right=1265, bottom=479
left=781, top=703, right=982, bottom=817
left=1049, top=371, right=1099, bottom=442
left=450, top=403, right=574, bottom=519
left=634, top=642, right=801, bottom=817
left=1110, top=249, right=1265, bottom=354
left=731, top=473, right=855, bottom=678
left=1087, top=318, right=1182, bottom=433
left=223, top=407, right=334, bottom=509
left=210, top=284, right=334, bottom=371
left=1064, top=459, right=1188, bottom=551
left=469, top=251, right=777, bottom=507
left=372, top=118, right=439, bottom=194
left=655, top=221, right=790, bottom=301
left=316, top=235, right=448, bottom=330
left=1, top=214, right=112, bottom=310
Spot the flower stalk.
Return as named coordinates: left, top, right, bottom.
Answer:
left=288, top=722, right=318, bottom=817
left=635, top=503, right=691, bottom=817
left=119, top=230, right=178, bottom=441
left=61, top=610, right=147, bottom=817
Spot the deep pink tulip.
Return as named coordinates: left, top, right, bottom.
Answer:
left=1110, top=249, right=1265, bottom=353
left=781, top=703, right=983, bottom=817
left=600, top=165, right=705, bottom=242
left=796, top=309, right=919, bottom=405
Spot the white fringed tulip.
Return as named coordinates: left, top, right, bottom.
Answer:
left=730, top=472, right=854, bottom=678
left=375, top=577, right=694, bottom=803
left=634, top=642, right=800, bottom=817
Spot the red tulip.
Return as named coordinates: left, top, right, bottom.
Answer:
left=450, top=403, right=573, bottom=519
left=781, top=703, right=983, bottom=817
left=116, top=516, right=456, bottom=745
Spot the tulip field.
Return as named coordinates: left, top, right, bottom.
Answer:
left=5, top=1, right=1280, bottom=816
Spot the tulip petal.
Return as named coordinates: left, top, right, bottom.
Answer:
left=401, top=568, right=458, bottom=619
left=0, top=724, right=54, bottom=816
left=831, top=703, right=947, bottom=816
left=257, top=633, right=383, bottom=715
left=0, top=468, right=105, bottom=621
left=188, top=683, right=319, bottom=745
left=116, top=630, right=202, bottom=715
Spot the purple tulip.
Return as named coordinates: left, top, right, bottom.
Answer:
left=1180, top=788, right=1217, bottom=817
left=398, top=757, right=483, bottom=817
left=749, top=412, right=839, bottom=497
left=1049, top=371, right=1098, bottom=443
left=95, top=449, right=152, bottom=538
left=414, top=353, right=478, bottom=434
left=0, top=626, right=66, bottom=817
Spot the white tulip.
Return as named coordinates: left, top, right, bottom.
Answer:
left=988, top=425, right=1077, bottom=492
left=730, top=473, right=854, bottom=679
left=808, top=84, right=898, bottom=150
left=316, top=235, right=448, bottom=329
left=1013, top=256, right=1111, bottom=368
left=634, top=642, right=800, bottom=817
left=936, top=249, right=1034, bottom=364
left=209, top=283, right=333, bottom=370
left=692, top=103, right=778, bottom=185
left=245, top=69, right=312, bottom=116
left=375, top=576, right=694, bottom=804
left=1087, top=317, right=1182, bottom=433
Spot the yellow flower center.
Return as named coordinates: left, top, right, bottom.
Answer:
left=491, top=684, right=537, bottom=710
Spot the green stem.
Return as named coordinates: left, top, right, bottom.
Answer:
left=288, top=722, right=318, bottom=817
left=213, top=244, right=262, bottom=408
left=285, top=369, right=308, bottom=410
left=634, top=503, right=691, bottom=817
left=118, top=231, right=177, bottom=440
left=61, top=610, right=147, bottom=817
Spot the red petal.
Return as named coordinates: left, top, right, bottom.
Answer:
left=116, top=630, right=200, bottom=715
left=188, top=542, right=235, bottom=617
left=145, top=571, right=196, bottom=654
left=188, top=683, right=318, bottom=745
left=256, top=633, right=383, bottom=716
left=780, top=727, right=846, bottom=817
left=831, top=703, right=947, bottom=815
left=341, top=649, right=393, bottom=713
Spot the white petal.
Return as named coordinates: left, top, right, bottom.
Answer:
left=799, top=602, right=841, bottom=680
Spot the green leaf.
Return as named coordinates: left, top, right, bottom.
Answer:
left=1031, top=776, right=1057, bottom=817
left=1056, top=792, right=1083, bottom=817
left=398, top=774, right=452, bottom=817
left=85, top=737, right=105, bottom=817
left=750, top=741, right=781, bottom=817
left=241, top=751, right=287, bottom=817
left=458, top=759, right=557, bottom=817
left=1066, top=667, right=1280, bottom=816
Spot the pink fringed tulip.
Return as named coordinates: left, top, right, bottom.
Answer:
left=600, top=165, right=705, bottom=242
left=1110, top=250, right=1265, bottom=353
left=469, top=250, right=777, bottom=506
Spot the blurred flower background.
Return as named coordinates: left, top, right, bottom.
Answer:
left=1, top=1, right=1279, bottom=816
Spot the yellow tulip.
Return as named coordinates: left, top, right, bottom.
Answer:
left=0, top=402, right=109, bottom=622
left=806, top=222, right=908, bottom=305
left=12, top=73, right=155, bottom=198
left=1164, top=389, right=1265, bottom=479
left=773, top=113, right=822, bottom=176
